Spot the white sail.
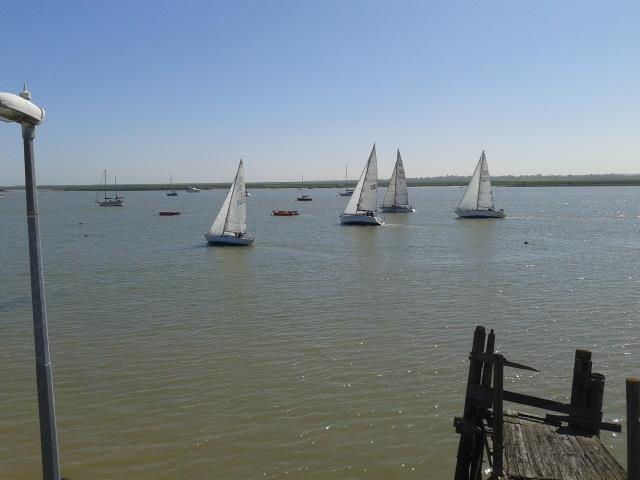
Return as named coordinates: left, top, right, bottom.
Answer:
left=226, top=160, right=247, bottom=233
left=383, top=149, right=409, bottom=207
left=343, top=144, right=378, bottom=214
left=477, top=152, right=494, bottom=209
left=207, top=160, right=247, bottom=235
left=456, top=152, right=482, bottom=210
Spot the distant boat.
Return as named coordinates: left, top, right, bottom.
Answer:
left=340, top=144, right=384, bottom=225
left=455, top=151, right=505, bottom=218
left=95, top=169, right=124, bottom=207
left=339, top=165, right=354, bottom=196
left=272, top=209, right=299, bottom=216
left=296, top=176, right=312, bottom=201
left=185, top=186, right=200, bottom=193
left=166, top=175, right=178, bottom=196
left=381, top=149, right=415, bottom=212
left=158, top=211, right=181, bottom=216
left=204, top=159, right=254, bottom=246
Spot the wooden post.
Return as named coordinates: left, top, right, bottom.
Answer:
left=481, top=329, right=495, bottom=388
left=588, top=372, right=604, bottom=435
left=455, top=326, right=487, bottom=480
left=569, top=349, right=592, bottom=430
left=627, top=377, right=640, bottom=480
left=492, top=354, right=504, bottom=479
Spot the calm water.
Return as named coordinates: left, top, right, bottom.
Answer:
left=1, top=186, right=639, bottom=479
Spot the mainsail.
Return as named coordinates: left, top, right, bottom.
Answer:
left=343, top=144, right=378, bottom=215
left=207, top=160, right=247, bottom=235
left=382, top=149, right=409, bottom=208
left=456, top=151, right=494, bottom=211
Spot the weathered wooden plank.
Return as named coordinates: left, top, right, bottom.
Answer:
left=571, top=434, right=626, bottom=480
left=503, top=416, right=523, bottom=479
left=528, top=421, right=563, bottom=480
left=502, top=415, right=626, bottom=480
left=522, top=422, right=554, bottom=479
left=510, top=421, right=536, bottom=479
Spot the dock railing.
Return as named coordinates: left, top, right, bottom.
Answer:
left=453, top=326, right=624, bottom=480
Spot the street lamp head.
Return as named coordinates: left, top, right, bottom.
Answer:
left=0, top=85, right=45, bottom=126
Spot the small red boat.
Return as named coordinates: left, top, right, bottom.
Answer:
left=272, top=210, right=299, bottom=216
left=158, top=211, right=181, bottom=216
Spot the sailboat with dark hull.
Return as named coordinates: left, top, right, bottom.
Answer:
left=205, top=160, right=254, bottom=246
left=340, top=144, right=384, bottom=225
left=296, top=176, right=312, bottom=201
left=381, top=150, right=414, bottom=212
left=166, top=175, right=178, bottom=196
left=95, top=169, right=124, bottom=207
left=455, top=151, right=505, bottom=218
left=339, top=165, right=354, bottom=197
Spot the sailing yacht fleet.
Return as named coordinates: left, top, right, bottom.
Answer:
left=94, top=145, right=505, bottom=247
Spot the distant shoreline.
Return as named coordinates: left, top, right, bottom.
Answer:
left=3, top=175, right=640, bottom=191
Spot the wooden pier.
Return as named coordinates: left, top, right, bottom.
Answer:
left=453, top=326, right=638, bottom=480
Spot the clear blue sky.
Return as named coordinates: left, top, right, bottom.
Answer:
left=1, top=0, right=638, bottom=185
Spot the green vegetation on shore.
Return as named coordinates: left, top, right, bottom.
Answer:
left=3, top=174, right=640, bottom=191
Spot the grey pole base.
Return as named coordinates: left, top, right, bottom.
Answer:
left=22, top=122, right=61, bottom=480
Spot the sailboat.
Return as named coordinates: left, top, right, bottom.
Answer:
left=339, top=165, right=354, bottom=196
left=340, top=144, right=384, bottom=225
left=95, top=169, right=124, bottom=206
left=455, top=151, right=505, bottom=218
left=204, top=159, right=254, bottom=246
left=381, top=149, right=414, bottom=212
left=166, top=175, right=178, bottom=196
left=296, top=176, right=312, bottom=201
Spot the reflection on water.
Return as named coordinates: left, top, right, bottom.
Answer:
left=1, top=186, right=639, bottom=479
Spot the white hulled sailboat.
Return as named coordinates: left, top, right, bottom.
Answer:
left=340, top=144, right=384, bottom=225
left=381, top=149, right=414, bottom=212
left=205, top=160, right=254, bottom=245
left=455, top=151, right=505, bottom=218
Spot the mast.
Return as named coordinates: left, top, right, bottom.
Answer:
left=394, top=151, right=399, bottom=205
left=345, top=165, right=348, bottom=191
left=476, top=159, right=481, bottom=209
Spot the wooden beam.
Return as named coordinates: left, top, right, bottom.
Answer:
left=492, top=355, right=504, bottom=478
left=627, top=377, right=640, bottom=480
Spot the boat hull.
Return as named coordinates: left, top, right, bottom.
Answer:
left=296, top=196, right=312, bottom=201
left=272, top=210, right=299, bottom=216
left=96, top=199, right=124, bottom=207
left=166, top=192, right=179, bottom=197
left=339, top=191, right=354, bottom=197
left=204, top=233, right=254, bottom=246
left=455, top=209, right=505, bottom=218
left=380, top=205, right=415, bottom=213
left=340, top=213, right=384, bottom=225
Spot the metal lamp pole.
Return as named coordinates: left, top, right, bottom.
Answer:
left=1, top=86, right=61, bottom=480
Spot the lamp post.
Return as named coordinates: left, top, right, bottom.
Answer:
left=1, top=85, right=61, bottom=480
